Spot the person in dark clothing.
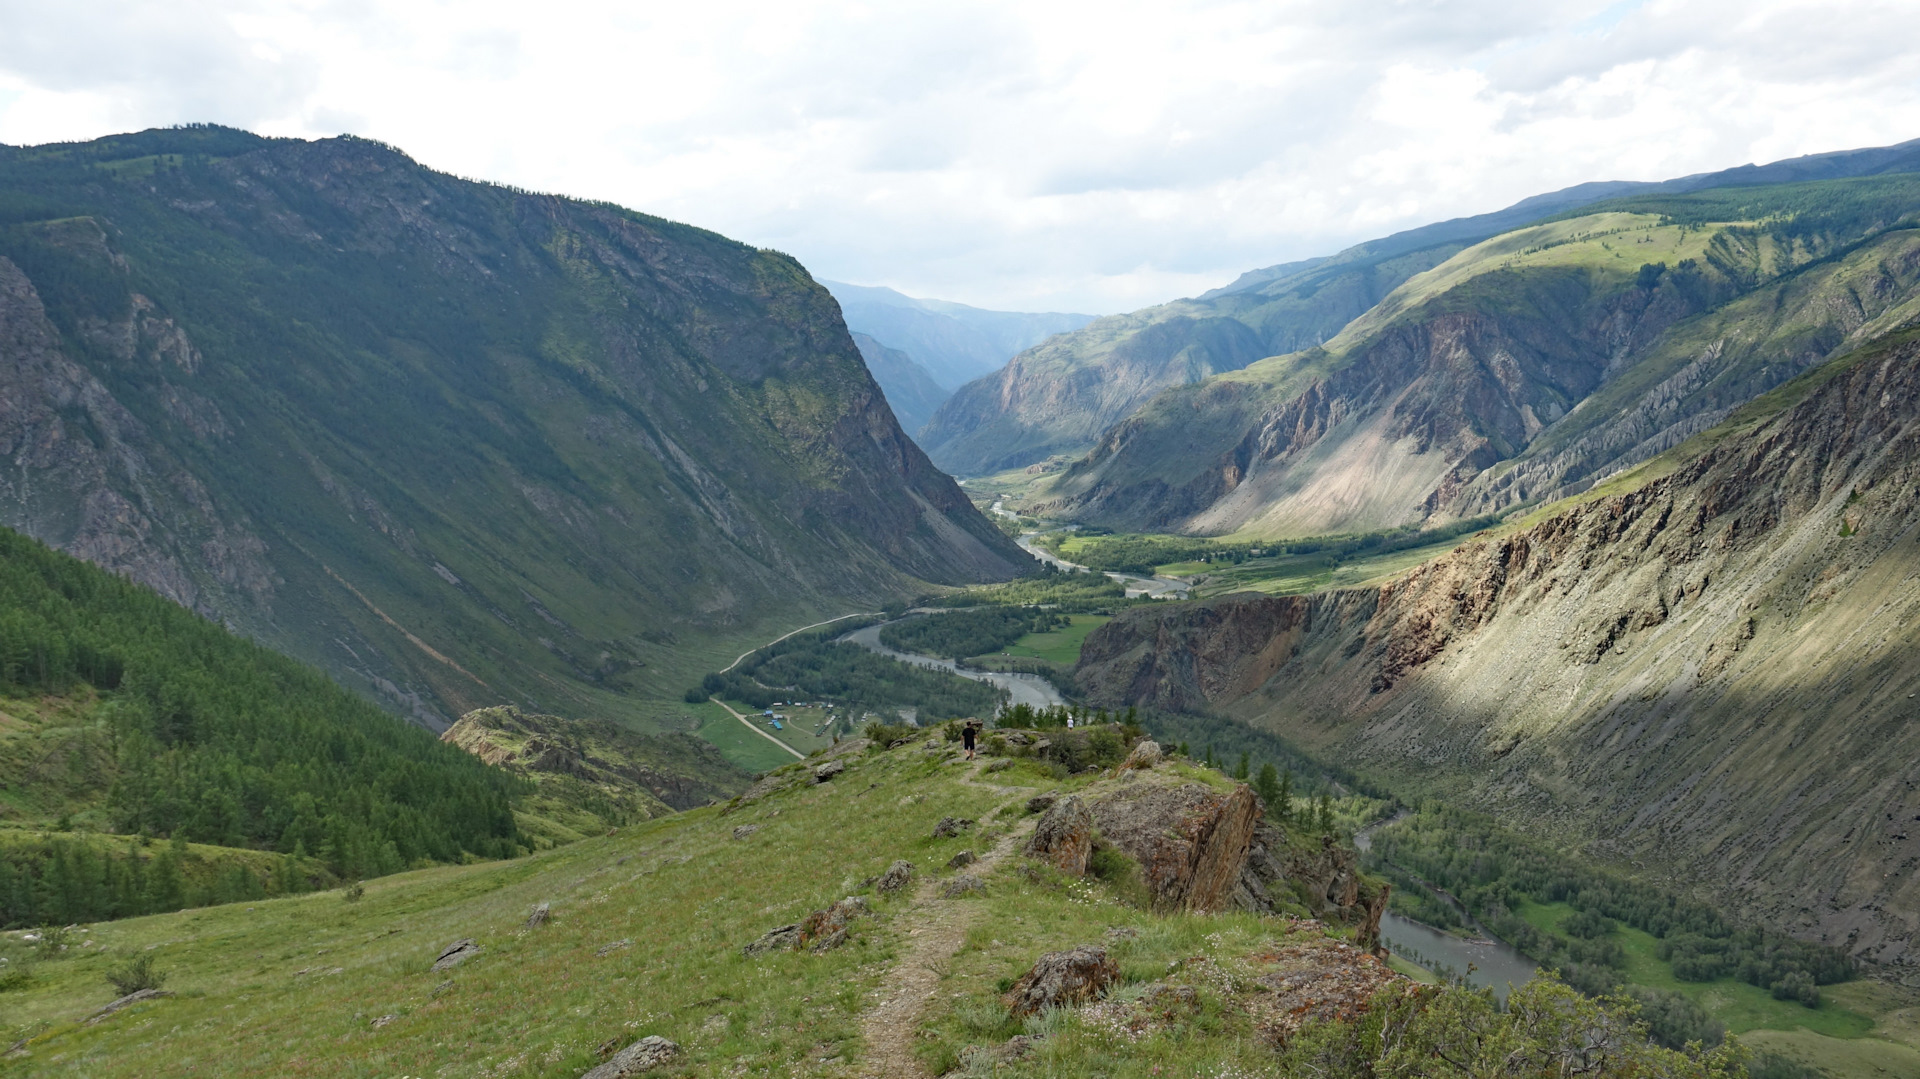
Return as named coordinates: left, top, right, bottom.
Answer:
left=962, top=720, right=978, bottom=760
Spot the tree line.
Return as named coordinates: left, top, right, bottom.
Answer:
left=0, top=526, right=527, bottom=892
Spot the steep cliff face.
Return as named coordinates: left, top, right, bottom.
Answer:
left=0, top=127, right=1030, bottom=731
left=1077, top=338, right=1920, bottom=969
left=1040, top=182, right=1920, bottom=536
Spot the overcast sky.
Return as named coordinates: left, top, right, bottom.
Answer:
left=2, top=1, right=1917, bottom=313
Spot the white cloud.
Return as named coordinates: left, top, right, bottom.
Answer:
left=0, top=0, right=1916, bottom=312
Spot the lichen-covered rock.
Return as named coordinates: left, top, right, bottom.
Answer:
left=526, top=902, right=551, bottom=929
left=1026, top=794, right=1095, bottom=876
left=1003, top=945, right=1119, bottom=1017
left=431, top=938, right=481, bottom=971
left=581, top=1035, right=679, bottom=1078
left=948, top=849, right=976, bottom=869
left=1026, top=792, right=1059, bottom=814
left=1281, top=834, right=1389, bottom=951
left=1089, top=781, right=1260, bottom=912
left=876, top=860, right=915, bottom=895
left=743, top=924, right=802, bottom=957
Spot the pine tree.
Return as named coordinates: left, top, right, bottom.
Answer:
left=1233, top=751, right=1249, bottom=781
left=1316, top=792, right=1335, bottom=834
left=1254, top=763, right=1281, bottom=812
left=1276, top=769, right=1294, bottom=826
left=1204, top=745, right=1216, bottom=769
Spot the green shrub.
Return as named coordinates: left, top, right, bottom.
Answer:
left=105, top=952, right=166, bottom=996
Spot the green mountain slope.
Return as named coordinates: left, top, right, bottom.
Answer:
left=0, top=127, right=1031, bottom=735
left=0, top=521, right=523, bottom=916
left=920, top=138, right=1920, bottom=478
left=1076, top=336, right=1920, bottom=979
left=1037, top=175, right=1920, bottom=536
left=0, top=733, right=1762, bottom=1078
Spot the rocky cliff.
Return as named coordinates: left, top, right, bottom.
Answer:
left=0, top=127, right=1031, bottom=732
left=1077, top=337, right=1920, bottom=971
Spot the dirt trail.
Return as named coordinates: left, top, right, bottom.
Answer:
left=856, top=759, right=1039, bottom=1079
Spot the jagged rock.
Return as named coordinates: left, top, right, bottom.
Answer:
left=727, top=770, right=803, bottom=813
left=1280, top=834, right=1389, bottom=951
left=732, top=825, right=759, bottom=840
left=431, top=938, right=481, bottom=972
left=1026, top=794, right=1095, bottom=875
left=581, top=1035, right=680, bottom=1078
left=1003, top=946, right=1119, bottom=1017
left=527, top=902, right=551, bottom=929
left=942, top=875, right=984, bottom=898
left=1117, top=740, right=1162, bottom=772
left=743, top=924, right=802, bottom=957
left=1241, top=942, right=1406, bottom=1046
left=1089, top=781, right=1260, bottom=912
left=798, top=896, right=869, bottom=952
left=948, top=849, right=976, bottom=869
left=1026, top=791, right=1060, bottom=814
left=1002, top=731, right=1034, bottom=746
left=932, top=816, right=974, bottom=838
left=876, top=860, right=915, bottom=895
left=813, top=760, right=846, bottom=783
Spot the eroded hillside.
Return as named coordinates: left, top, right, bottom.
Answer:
left=1077, top=337, right=1920, bottom=973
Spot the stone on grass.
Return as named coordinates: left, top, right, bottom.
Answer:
left=431, top=938, right=481, bottom=972
left=813, top=760, right=846, bottom=783
left=731, top=825, right=759, bottom=840
left=942, top=875, right=984, bottom=898
left=1003, top=946, right=1119, bottom=1017
left=85, top=988, right=172, bottom=1025
left=932, top=816, right=974, bottom=839
left=876, top=860, right=915, bottom=895
left=947, top=849, right=976, bottom=870
left=985, top=758, right=1013, bottom=773
left=526, top=902, right=551, bottom=929
left=743, top=924, right=802, bottom=957
left=1026, top=792, right=1059, bottom=815
left=1025, top=794, right=1094, bottom=876
left=581, top=1035, right=680, bottom=1078
left=798, top=896, right=869, bottom=952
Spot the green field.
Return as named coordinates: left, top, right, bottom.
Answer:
left=1517, top=900, right=1875, bottom=1039
left=691, top=700, right=798, bottom=774
left=994, top=614, right=1111, bottom=665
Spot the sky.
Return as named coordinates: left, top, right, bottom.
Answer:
left=1, top=1, right=1917, bottom=314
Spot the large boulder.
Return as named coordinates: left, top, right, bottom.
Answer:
left=1003, top=945, right=1119, bottom=1017
left=1026, top=794, right=1095, bottom=875
left=1117, top=739, right=1162, bottom=772
left=1088, top=781, right=1261, bottom=912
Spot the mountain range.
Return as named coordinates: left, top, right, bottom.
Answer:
left=923, top=137, right=1920, bottom=484
left=0, top=126, right=1031, bottom=736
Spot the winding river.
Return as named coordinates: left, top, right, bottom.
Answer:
left=1354, top=816, right=1538, bottom=1003
left=837, top=619, right=1067, bottom=711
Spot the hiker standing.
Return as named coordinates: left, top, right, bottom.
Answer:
left=962, top=720, right=979, bottom=760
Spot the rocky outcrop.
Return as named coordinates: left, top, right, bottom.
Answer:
left=1002, top=946, right=1119, bottom=1017
left=1088, top=780, right=1262, bottom=913
left=1078, top=341, right=1920, bottom=969
left=432, top=939, right=481, bottom=971
left=1026, top=795, right=1095, bottom=875
left=875, top=860, right=914, bottom=895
